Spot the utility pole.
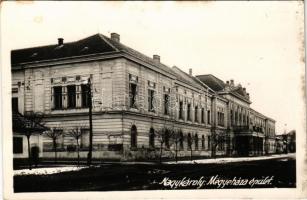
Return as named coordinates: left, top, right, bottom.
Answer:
left=87, top=77, right=93, bottom=166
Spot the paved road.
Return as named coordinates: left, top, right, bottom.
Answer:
left=14, top=154, right=296, bottom=192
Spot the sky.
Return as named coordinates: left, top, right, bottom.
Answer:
left=1, top=1, right=305, bottom=134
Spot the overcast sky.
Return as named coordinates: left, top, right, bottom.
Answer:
left=1, top=1, right=305, bottom=134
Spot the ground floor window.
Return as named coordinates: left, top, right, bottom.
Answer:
left=179, top=132, right=184, bottom=150
left=201, top=135, right=205, bottom=149
left=13, top=137, right=23, bottom=154
left=131, top=125, right=137, bottom=148
left=187, top=133, right=192, bottom=150
left=195, top=134, right=199, bottom=150
left=149, top=128, right=155, bottom=148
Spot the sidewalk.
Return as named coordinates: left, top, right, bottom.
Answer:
left=165, top=153, right=295, bottom=164
left=14, top=153, right=295, bottom=176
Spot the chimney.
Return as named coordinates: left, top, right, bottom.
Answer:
left=153, top=55, right=160, bottom=63
left=111, top=33, right=120, bottom=42
left=189, top=68, right=192, bottom=76
left=230, top=79, right=234, bottom=86
left=226, top=81, right=229, bottom=85
left=247, top=93, right=250, bottom=99
left=243, top=87, right=246, bottom=92
left=58, top=38, right=64, bottom=45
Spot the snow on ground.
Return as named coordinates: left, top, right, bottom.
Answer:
left=165, top=153, right=295, bottom=164
left=14, top=166, right=87, bottom=176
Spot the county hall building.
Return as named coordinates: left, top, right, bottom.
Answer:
left=11, top=33, right=276, bottom=161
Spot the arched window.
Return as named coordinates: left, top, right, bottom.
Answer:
left=187, top=133, right=192, bottom=150
left=195, top=134, right=199, bottom=150
left=201, top=135, right=205, bottom=149
left=149, top=128, right=155, bottom=148
left=179, top=131, right=184, bottom=150
left=164, top=129, right=170, bottom=149
left=131, top=125, right=137, bottom=148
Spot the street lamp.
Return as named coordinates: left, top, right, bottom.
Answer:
left=83, top=77, right=93, bottom=166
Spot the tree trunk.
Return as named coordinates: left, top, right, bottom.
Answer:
left=26, top=135, right=32, bottom=170
left=190, top=149, right=193, bottom=161
left=76, top=139, right=80, bottom=167
left=159, top=142, right=163, bottom=164
left=175, top=141, right=178, bottom=163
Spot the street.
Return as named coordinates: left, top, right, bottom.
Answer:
left=14, top=154, right=296, bottom=192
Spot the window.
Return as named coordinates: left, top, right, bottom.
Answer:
left=195, top=134, right=199, bottom=150
left=201, top=108, right=205, bottom=124
left=187, top=103, right=191, bottom=121
left=131, top=125, right=137, bottom=148
left=187, top=133, right=192, bottom=150
left=230, top=110, right=233, bottom=125
left=164, top=130, right=170, bottom=149
left=13, top=137, right=23, bottom=154
left=148, top=89, right=155, bottom=112
left=149, top=128, right=155, bottom=148
left=53, top=86, right=63, bottom=109
left=67, top=85, right=76, bottom=108
left=194, top=106, right=198, bottom=122
left=164, top=94, right=169, bottom=115
left=179, top=132, right=184, bottom=150
left=179, top=101, right=183, bottom=120
left=80, top=129, right=89, bottom=149
left=201, top=135, right=205, bottom=149
left=243, top=114, right=246, bottom=125
left=208, top=136, right=211, bottom=150
left=207, top=110, right=211, bottom=124
left=12, top=97, right=18, bottom=113
left=218, top=112, right=225, bottom=127
left=129, top=83, right=137, bottom=108
left=81, top=84, right=90, bottom=108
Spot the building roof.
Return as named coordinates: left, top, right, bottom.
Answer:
left=171, top=66, right=205, bottom=90
left=196, top=74, right=226, bottom=92
left=11, top=33, right=175, bottom=76
left=11, top=34, right=117, bottom=66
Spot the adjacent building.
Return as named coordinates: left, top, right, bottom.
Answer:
left=11, top=33, right=277, bottom=160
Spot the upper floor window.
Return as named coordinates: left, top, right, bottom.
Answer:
left=129, top=74, right=138, bottom=109
left=148, top=89, right=155, bottom=112
left=194, top=106, right=198, bottom=123
left=81, top=84, right=90, bottom=108
left=179, top=101, right=183, bottom=120
left=164, top=94, right=170, bottom=115
left=129, top=83, right=137, bottom=108
left=187, top=103, right=191, bottom=121
left=201, top=108, right=205, bottom=124
left=67, top=85, right=76, bottom=108
left=207, top=110, right=211, bottom=124
left=53, top=86, right=63, bottom=109
left=217, top=112, right=225, bottom=127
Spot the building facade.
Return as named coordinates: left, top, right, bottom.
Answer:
left=11, top=33, right=276, bottom=160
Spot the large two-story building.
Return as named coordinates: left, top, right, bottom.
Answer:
left=11, top=33, right=276, bottom=160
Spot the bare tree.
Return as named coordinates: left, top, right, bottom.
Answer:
left=66, top=125, right=88, bottom=166
left=156, top=127, right=175, bottom=164
left=170, top=129, right=182, bottom=163
left=43, top=127, right=64, bottom=164
left=187, top=133, right=196, bottom=161
left=13, top=111, right=47, bottom=170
